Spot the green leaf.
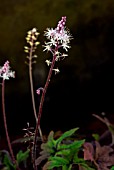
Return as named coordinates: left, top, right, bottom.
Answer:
left=42, top=161, right=62, bottom=170
left=47, top=131, right=56, bottom=147
left=56, top=149, right=71, bottom=156
left=92, top=133, right=100, bottom=141
left=41, top=131, right=56, bottom=154
left=58, top=139, right=85, bottom=150
left=79, top=163, right=95, bottom=170
left=62, top=164, right=72, bottom=170
left=3, top=154, right=15, bottom=170
left=56, top=128, right=79, bottom=146
left=49, top=156, right=69, bottom=165
left=110, top=166, right=114, bottom=170
left=46, top=156, right=69, bottom=169
left=62, top=165, right=70, bottom=170
left=41, top=143, right=56, bottom=154
left=47, top=131, right=54, bottom=141
left=16, top=149, right=30, bottom=164
left=73, top=157, right=85, bottom=164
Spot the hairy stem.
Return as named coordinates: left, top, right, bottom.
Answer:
left=2, top=80, right=18, bottom=168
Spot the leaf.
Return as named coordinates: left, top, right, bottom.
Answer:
left=41, top=143, right=55, bottom=154
left=92, top=141, right=114, bottom=169
left=41, top=131, right=56, bottom=153
left=73, top=157, right=86, bottom=164
left=58, top=139, right=85, bottom=150
left=38, top=128, right=84, bottom=168
left=83, top=142, right=94, bottom=161
left=43, top=156, right=69, bottom=169
left=92, top=133, right=100, bottom=141
left=16, top=150, right=30, bottom=164
left=3, top=155, right=15, bottom=170
left=55, top=149, right=71, bottom=157
left=63, top=165, right=71, bottom=170
left=35, top=153, right=50, bottom=166
left=49, top=156, right=69, bottom=164
left=110, top=166, right=114, bottom=170
left=47, top=131, right=54, bottom=142
left=56, top=128, right=79, bottom=146
left=79, top=163, right=95, bottom=170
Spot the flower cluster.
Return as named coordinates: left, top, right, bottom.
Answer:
left=0, top=61, right=15, bottom=80
left=25, top=28, right=40, bottom=50
left=24, top=28, right=40, bottom=65
left=43, top=16, right=72, bottom=53
left=43, top=16, right=72, bottom=71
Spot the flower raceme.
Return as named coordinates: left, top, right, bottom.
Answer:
left=25, top=28, right=40, bottom=50
left=36, top=16, right=72, bottom=93
left=0, top=61, right=15, bottom=80
left=24, top=28, right=40, bottom=66
left=43, top=16, right=72, bottom=60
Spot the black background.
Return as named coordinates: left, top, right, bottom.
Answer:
left=0, top=0, right=114, bottom=140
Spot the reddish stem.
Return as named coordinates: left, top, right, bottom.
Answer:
left=2, top=80, right=19, bottom=169
left=28, top=38, right=43, bottom=142
left=33, top=48, right=57, bottom=169
left=36, top=53, right=56, bottom=135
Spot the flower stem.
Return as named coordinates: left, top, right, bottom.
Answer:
left=29, top=41, right=38, bottom=122
left=1, top=80, right=18, bottom=168
left=33, top=50, right=57, bottom=169
left=29, top=41, right=43, bottom=142
left=36, top=53, right=56, bottom=136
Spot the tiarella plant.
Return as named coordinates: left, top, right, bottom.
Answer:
left=24, top=28, right=44, bottom=142
left=0, top=62, right=30, bottom=170
left=0, top=16, right=114, bottom=170
left=33, top=16, right=72, bottom=169
left=0, top=61, right=17, bottom=168
left=35, top=16, right=72, bottom=133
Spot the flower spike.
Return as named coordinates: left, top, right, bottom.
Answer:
left=0, top=61, right=15, bottom=80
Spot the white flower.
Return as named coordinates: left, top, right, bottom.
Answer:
left=44, top=28, right=56, bottom=39
left=45, top=60, right=51, bottom=66
left=43, top=17, right=72, bottom=52
left=2, top=72, right=9, bottom=80
left=43, top=43, right=52, bottom=52
left=62, top=42, right=71, bottom=51
left=52, top=68, right=60, bottom=74
left=62, top=53, right=68, bottom=57
left=0, top=61, right=15, bottom=80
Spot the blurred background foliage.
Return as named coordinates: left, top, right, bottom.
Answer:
left=0, top=0, right=114, bottom=134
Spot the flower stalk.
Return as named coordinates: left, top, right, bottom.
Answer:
left=0, top=61, right=19, bottom=169
left=33, top=16, right=72, bottom=168
left=35, top=49, right=57, bottom=140
left=2, top=80, right=16, bottom=164
left=35, top=16, right=72, bottom=138
left=25, top=28, right=43, bottom=141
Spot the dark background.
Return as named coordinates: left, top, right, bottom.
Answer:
left=0, top=0, right=114, bottom=139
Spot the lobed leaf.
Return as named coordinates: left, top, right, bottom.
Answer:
left=57, top=139, right=85, bottom=150
left=56, top=128, right=79, bottom=146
